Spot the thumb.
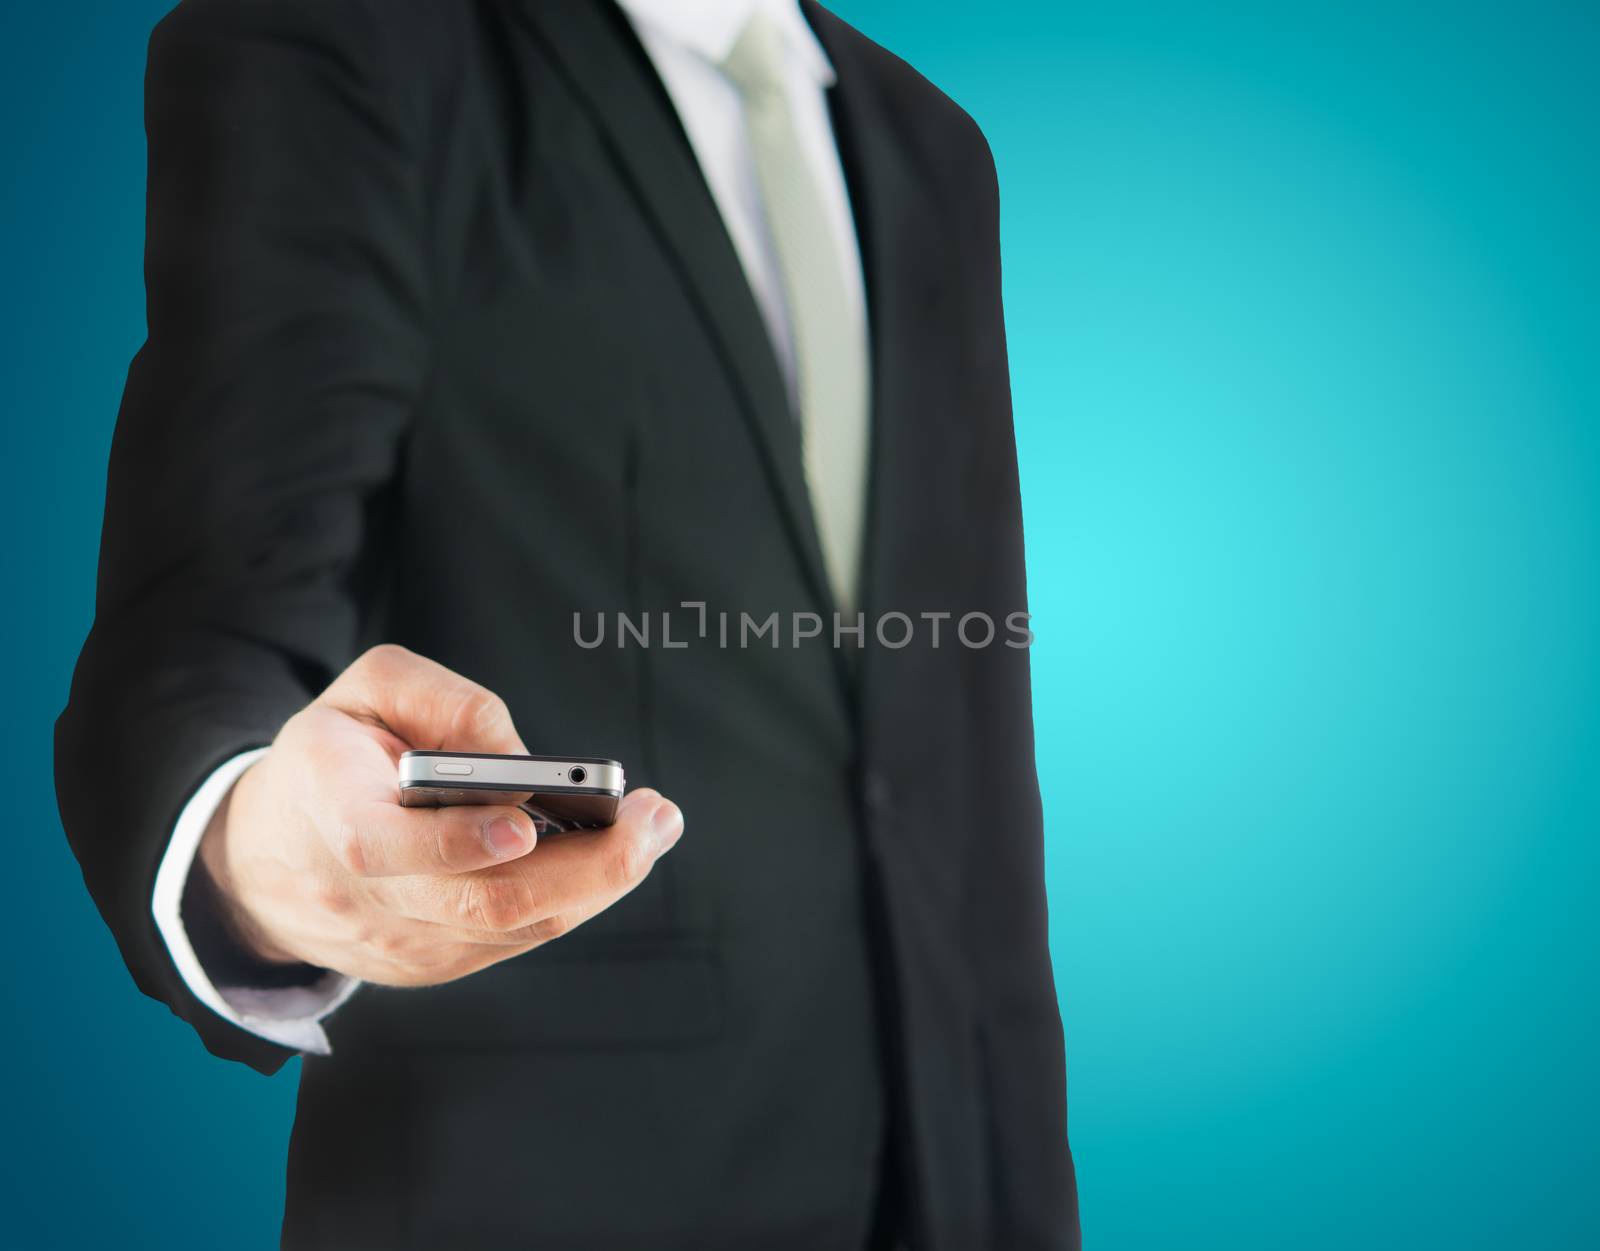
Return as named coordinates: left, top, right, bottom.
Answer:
left=316, top=644, right=529, bottom=754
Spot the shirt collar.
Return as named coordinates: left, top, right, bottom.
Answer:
left=615, top=0, right=836, bottom=86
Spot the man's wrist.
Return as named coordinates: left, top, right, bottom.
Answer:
left=182, top=845, right=329, bottom=990
left=195, top=762, right=302, bottom=966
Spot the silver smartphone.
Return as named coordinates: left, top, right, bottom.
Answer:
left=398, top=751, right=625, bottom=834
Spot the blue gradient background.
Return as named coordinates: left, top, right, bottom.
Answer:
left=3, top=2, right=1595, bottom=1247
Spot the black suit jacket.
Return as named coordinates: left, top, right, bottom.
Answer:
left=56, top=2, right=1079, bottom=1247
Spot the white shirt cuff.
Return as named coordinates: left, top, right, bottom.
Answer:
left=152, top=747, right=360, bottom=1055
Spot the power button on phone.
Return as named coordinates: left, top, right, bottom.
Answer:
left=434, top=763, right=474, bottom=776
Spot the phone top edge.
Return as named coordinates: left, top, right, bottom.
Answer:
left=400, top=751, right=624, bottom=768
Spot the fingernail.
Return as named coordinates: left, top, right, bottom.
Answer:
left=483, top=815, right=529, bottom=858
left=649, top=802, right=684, bottom=853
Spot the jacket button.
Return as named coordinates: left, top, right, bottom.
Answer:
left=863, top=771, right=893, bottom=812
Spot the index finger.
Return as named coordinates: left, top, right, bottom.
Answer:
left=317, top=644, right=529, bottom=756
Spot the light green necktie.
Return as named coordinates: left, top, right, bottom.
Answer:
left=722, top=10, right=870, bottom=618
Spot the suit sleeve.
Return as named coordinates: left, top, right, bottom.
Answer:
left=960, top=131, right=1083, bottom=1248
left=54, top=0, right=430, bottom=1075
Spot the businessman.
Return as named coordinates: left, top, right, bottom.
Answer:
left=57, top=1, right=1079, bottom=1247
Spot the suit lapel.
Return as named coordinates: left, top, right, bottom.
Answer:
left=517, top=1, right=835, bottom=618
left=804, top=3, right=943, bottom=665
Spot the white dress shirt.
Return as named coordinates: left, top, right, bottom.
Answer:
left=153, top=0, right=869, bottom=1054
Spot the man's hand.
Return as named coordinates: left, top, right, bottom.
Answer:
left=197, top=645, right=683, bottom=986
